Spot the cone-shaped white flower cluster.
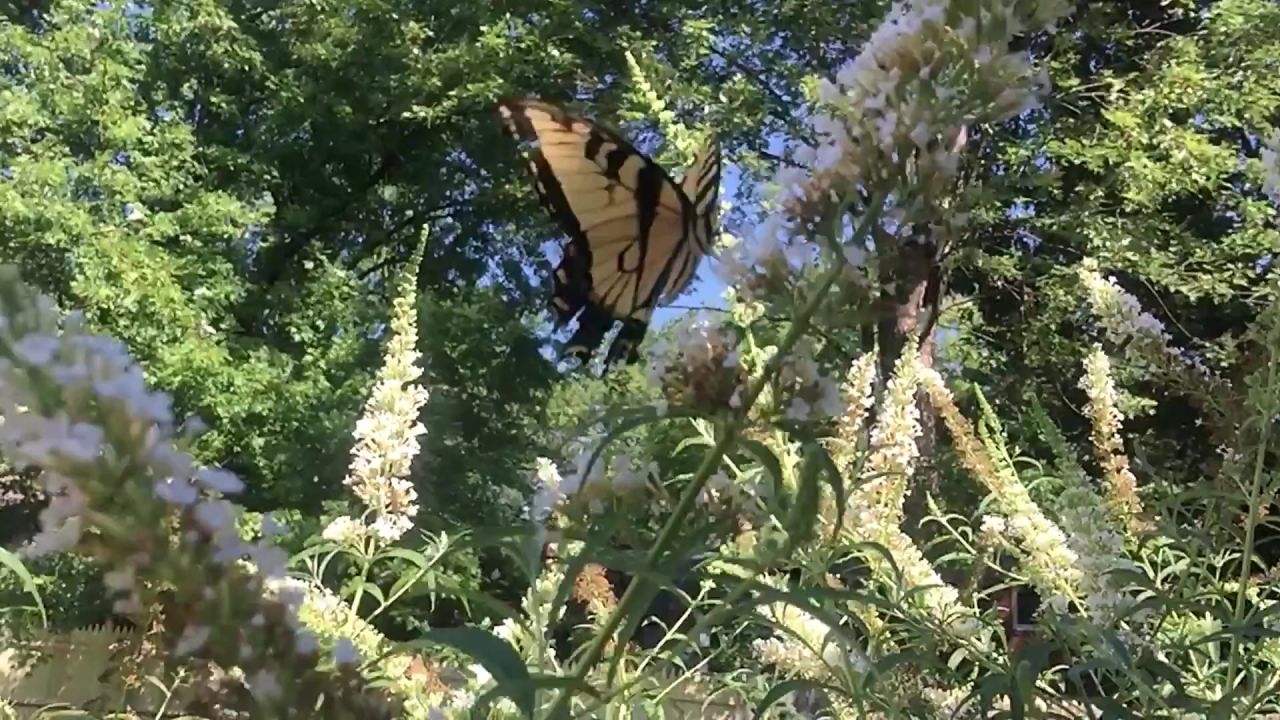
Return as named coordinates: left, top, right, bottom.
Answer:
left=326, top=249, right=430, bottom=546
left=0, top=266, right=393, bottom=716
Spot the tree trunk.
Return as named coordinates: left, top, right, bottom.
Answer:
left=875, top=234, right=941, bottom=543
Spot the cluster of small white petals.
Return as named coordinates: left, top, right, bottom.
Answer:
left=752, top=575, right=840, bottom=680
left=697, top=466, right=772, bottom=518
left=529, top=456, right=568, bottom=526
left=1080, top=346, right=1145, bottom=533
left=283, top=577, right=444, bottom=714
left=645, top=311, right=744, bottom=411
left=1262, top=129, right=1280, bottom=205
left=1079, top=262, right=1174, bottom=346
left=0, top=275, right=257, bottom=585
left=527, top=439, right=655, bottom=527
left=919, top=364, right=1085, bottom=609
left=488, top=548, right=569, bottom=673
left=336, top=260, right=430, bottom=545
left=1052, top=474, right=1132, bottom=619
left=979, top=514, right=1007, bottom=544
left=923, top=683, right=977, bottom=719
left=776, top=340, right=846, bottom=422
left=1077, top=260, right=1218, bottom=385
left=863, top=345, right=922, bottom=506
left=713, top=218, right=811, bottom=298
left=718, top=0, right=1072, bottom=298
left=623, top=49, right=697, bottom=161
left=833, top=346, right=976, bottom=632
left=779, top=0, right=1072, bottom=216
left=0, top=268, right=393, bottom=715
left=824, top=353, right=878, bottom=478
left=322, top=515, right=369, bottom=545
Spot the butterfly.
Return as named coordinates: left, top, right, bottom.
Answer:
left=498, top=97, right=721, bottom=368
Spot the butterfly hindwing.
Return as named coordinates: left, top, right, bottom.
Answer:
left=663, top=139, right=722, bottom=302
left=498, top=97, right=719, bottom=368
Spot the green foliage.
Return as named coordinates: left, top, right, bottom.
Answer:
left=951, top=0, right=1280, bottom=487
left=417, top=289, right=559, bottom=530
left=0, top=555, right=107, bottom=639
left=5, top=0, right=1280, bottom=718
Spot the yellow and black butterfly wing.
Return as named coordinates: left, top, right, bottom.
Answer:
left=664, top=139, right=721, bottom=303
left=498, top=97, right=708, bottom=366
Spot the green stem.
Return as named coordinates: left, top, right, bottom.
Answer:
left=1225, top=318, right=1280, bottom=691
left=344, top=529, right=378, bottom=635
left=545, top=193, right=886, bottom=719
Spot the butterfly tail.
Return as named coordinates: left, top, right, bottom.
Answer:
left=562, top=307, right=646, bottom=367
left=562, top=304, right=613, bottom=364
left=606, top=318, right=647, bottom=367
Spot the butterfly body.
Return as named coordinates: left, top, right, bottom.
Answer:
left=498, top=98, right=721, bottom=368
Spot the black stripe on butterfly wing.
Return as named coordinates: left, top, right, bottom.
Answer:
left=606, top=158, right=676, bottom=314
left=652, top=140, right=721, bottom=302
left=498, top=102, right=587, bottom=239
left=681, top=140, right=722, bottom=256
left=499, top=100, right=598, bottom=328
left=499, top=98, right=686, bottom=210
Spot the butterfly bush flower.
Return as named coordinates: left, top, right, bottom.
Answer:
left=496, top=545, right=571, bottom=670
left=572, top=561, right=619, bottom=624
left=325, top=248, right=430, bottom=546
left=714, top=216, right=815, bottom=301
left=646, top=311, right=746, bottom=412
left=775, top=338, right=847, bottom=422
left=824, top=352, right=878, bottom=476
left=752, top=574, right=850, bottom=681
left=1077, top=260, right=1227, bottom=404
left=1081, top=346, right=1146, bottom=534
left=836, top=344, right=975, bottom=633
left=918, top=364, right=1084, bottom=609
left=622, top=49, right=698, bottom=163
left=709, top=0, right=1077, bottom=299
left=785, top=0, right=1070, bottom=212
left=530, top=433, right=655, bottom=526
left=1034, top=416, right=1135, bottom=623
left=280, top=577, right=446, bottom=718
left=0, top=266, right=395, bottom=717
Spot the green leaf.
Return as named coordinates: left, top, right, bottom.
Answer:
left=288, top=541, right=349, bottom=569
left=783, top=443, right=824, bottom=553
left=1010, top=658, right=1033, bottom=720
left=810, top=443, right=847, bottom=537
left=406, top=627, right=535, bottom=717
left=754, top=678, right=838, bottom=719
left=739, top=438, right=787, bottom=505
left=385, top=567, right=428, bottom=606
left=0, top=547, right=46, bottom=627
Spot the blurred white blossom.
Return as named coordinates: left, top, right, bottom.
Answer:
left=0, top=266, right=395, bottom=716
left=919, top=364, right=1084, bottom=608
left=646, top=311, right=744, bottom=410
left=1081, top=346, right=1146, bottom=534
left=832, top=344, right=977, bottom=633
left=1262, top=129, right=1280, bottom=205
